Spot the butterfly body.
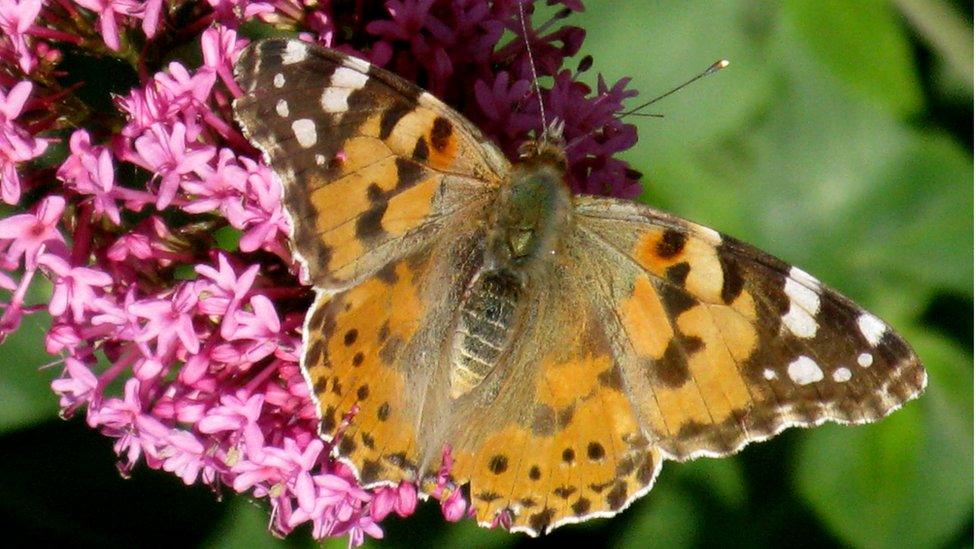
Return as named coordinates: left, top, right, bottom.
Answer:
left=233, top=38, right=926, bottom=536
left=450, top=141, right=573, bottom=398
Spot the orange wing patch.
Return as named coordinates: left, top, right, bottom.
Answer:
left=443, top=301, right=661, bottom=535
left=303, top=259, right=428, bottom=486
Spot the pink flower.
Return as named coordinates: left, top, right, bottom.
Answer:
left=129, top=283, right=202, bottom=357
left=201, top=26, right=248, bottom=93
left=51, top=356, right=99, bottom=412
left=59, top=130, right=149, bottom=223
left=41, top=253, right=115, bottom=322
left=0, top=0, right=43, bottom=72
left=0, top=81, right=49, bottom=204
left=0, top=2, right=644, bottom=545
left=197, top=391, right=265, bottom=451
left=72, top=0, right=134, bottom=51
left=159, top=429, right=207, bottom=485
left=132, top=122, right=215, bottom=208
left=371, top=482, right=419, bottom=521
left=441, top=487, right=469, bottom=522
left=0, top=194, right=65, bottom=268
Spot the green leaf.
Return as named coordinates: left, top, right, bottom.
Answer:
left=0, top=281, right=57, bottom=434
left=784, top=0, right=924, bottom=117
left=202, top=497, right=318, bottom=549
left=796, top=331, right=972, bottom=549
left=574, top=0, right=776, bottom=160
left=435, top=516, right=513, bottom=549
left=675, top=457, right=747, bottom=508
left=853, top=132, right=973, bottom=295
left=215, top=226, right=242, bottom=252
left=613, top=475, right=700, bottom=549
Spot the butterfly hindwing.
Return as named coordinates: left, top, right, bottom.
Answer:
left=302, top=220, right=489, bottom=487
left=436, top=238, right=661, bottom=534
left=233, top=39, right=508, bottom=287
left=574, top=196, right=926, bottom=460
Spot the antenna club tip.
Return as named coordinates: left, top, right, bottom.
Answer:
left=716, top=59, right=730, bottom=69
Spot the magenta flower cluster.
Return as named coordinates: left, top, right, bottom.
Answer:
left=0, top=0, right=640, bottom=544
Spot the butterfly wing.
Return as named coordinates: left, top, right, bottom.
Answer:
left=573, top=195, right=927, bottom=460
left=233, top=40, right=512, bottom=487
left=301, top=218, right=488, bottom=487
left=233, top=39, right=509, bottom=288
left=435, top=232, right=662, bottom=535
left=418, top=190, right=925, bottom=535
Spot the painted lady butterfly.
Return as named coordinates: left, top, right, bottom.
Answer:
left=233, top=38, right=926, bottom=535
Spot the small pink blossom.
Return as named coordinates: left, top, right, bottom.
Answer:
left=51, top=357, right=99, bottom=412
left=72, top=0, right=135, bottom=51
left=129, top=283, right=202, bottom=356
left=0, top=0, right=43, bottom=72
left=59, top=130, right=148, bottom=223
left=0, top=194, right=65, bottom=267
left=132, top=122, right=215, bottom=208
left=41, top=253, right=115, bottom=322
left=0, top=81, right=49, bottom=204
left=441, top=487, right=469, bottom=522
left=159, top=429, right=207, bottom=485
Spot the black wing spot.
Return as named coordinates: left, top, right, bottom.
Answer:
left=656, top=229, right=687, bottom=258
left=412, top=137, right=429, bottom=161
left=377, top=402, right=391, bottom=421
left=488, top=454, right=509, bottom=474
left=587, top=442, right=605, bottom=461
left=430, top=117, right=453, bottom=152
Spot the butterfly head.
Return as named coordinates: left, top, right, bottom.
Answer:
left=517, top=118, right=568, bottom=168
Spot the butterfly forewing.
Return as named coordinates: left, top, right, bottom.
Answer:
left=233, top=39, right=507, bottom=287
left=573, top=196, right=926, bottom=460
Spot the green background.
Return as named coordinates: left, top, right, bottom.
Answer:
left=1, top=1, right=971, bottom=547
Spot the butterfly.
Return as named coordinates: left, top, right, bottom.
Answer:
left=232, top=38, right=926, bottom=535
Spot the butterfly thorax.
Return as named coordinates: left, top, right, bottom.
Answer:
left=449, top=142, right=573, bottom=400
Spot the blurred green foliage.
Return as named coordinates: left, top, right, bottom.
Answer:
left=0, top=1, right=970, bottom=547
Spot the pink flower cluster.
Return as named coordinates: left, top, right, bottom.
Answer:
left=0, top=0, right=641, bottom=544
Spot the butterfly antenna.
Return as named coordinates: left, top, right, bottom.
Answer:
left=517, top=1, right=549, bottom=142
left=618, top=59, right=729, bottom=119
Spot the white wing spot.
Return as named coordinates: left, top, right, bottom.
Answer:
left=321, top=67, right=370, bottom=113
left=291, top=119, right=317, bottom=148
left=789, top=266, right=820, bottom=288
left=857, top=352, right=873, bottom=368
left=342, top=55, right=371, bottom=72
left=696, top=224, right=722, bottom=245
left=857, top=313, right=887, bottom=346
left=275, top=99, right=289, bottom=118
left=832, top=367, right=852, bottom=382
left=281, top=41, right=308, bottom=64
left=763, top=369, right=777, bottom=380
left=781, top=278, right=820, bottom=338
left=787, top=356, right=823, bottom=385
left=332, top=66, right=370, bottom=89
left=273, top=73, right=285, bottom=88
left=315, top=154, right=326, bottom=166
left=321, top=88, right=351, bottom=113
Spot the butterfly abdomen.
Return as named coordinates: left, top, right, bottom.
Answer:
left=450, top=270, right=523, bottom=399
left=448, top=152, right=573, bottom=399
